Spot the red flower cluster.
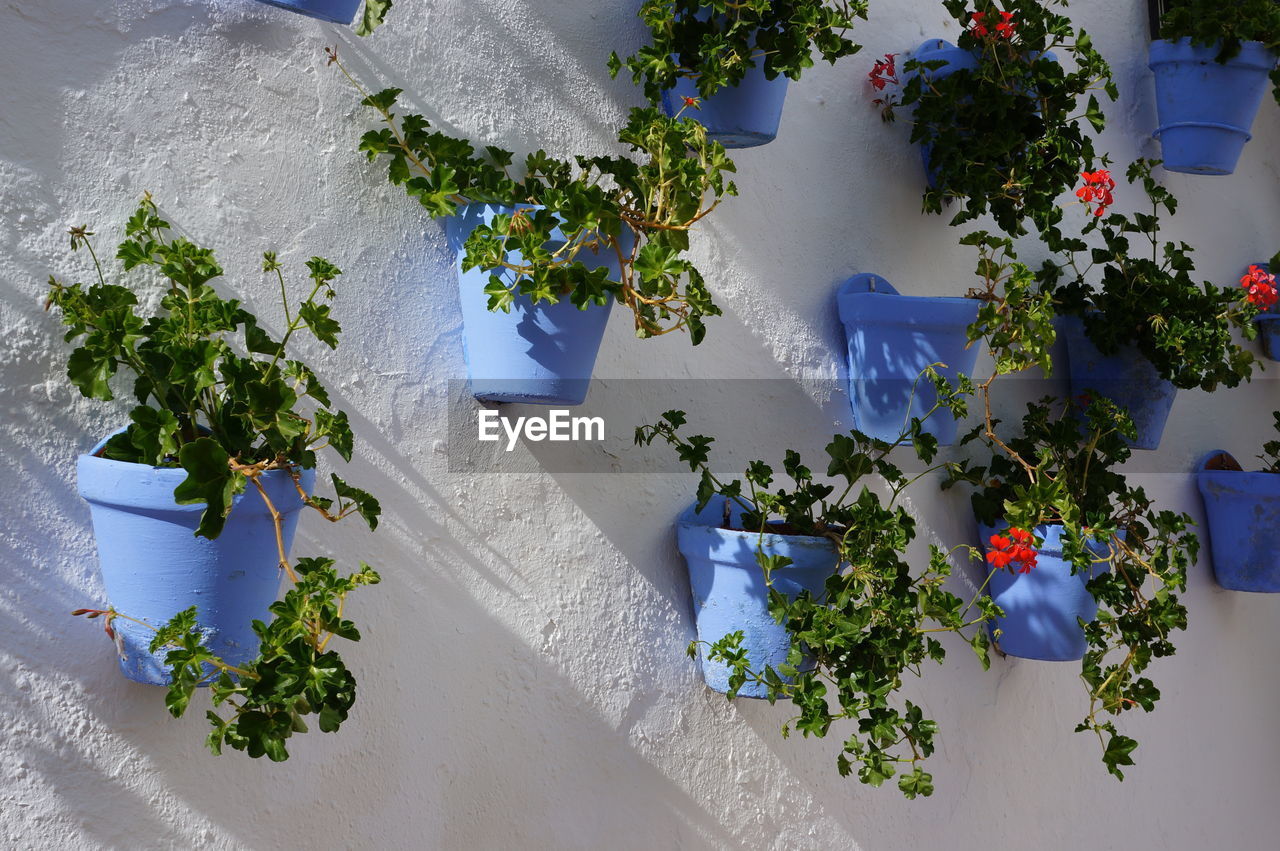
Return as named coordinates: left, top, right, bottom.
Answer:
left=1241, top=264, right=1278, bottom=310
left=987, top=528, right=1038, bottom=573
left=1076, top=169, right=1115, bottom=217
left=868, top=53, right=898, bottom=91
left=681, top=95, right=700, bottom=109
left=970, top=10, right=1017, bottom=39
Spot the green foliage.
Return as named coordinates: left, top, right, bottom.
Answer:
left=52, top=197, right=383, bottom=760
left=149, top=560, right=382, bottom=761
left=1047, top=159, right=1260, bottom=391
left=610, top=1, right=869, bottom=102
left=944, top=393, right=1192, bottom=780
left=962, top=230, right=1058, bottom=376
left=1261, top=411, right=1280, bottom=472
left=1160, top=0, right=1280, bottom=103
left=332, top=53, right=737, bottom=343
left=636, top=376, right=991, bottom=798
left=896, top=0, right=1116, bottom=245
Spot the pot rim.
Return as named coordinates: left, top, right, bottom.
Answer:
left=1149, top=38, right=1278, bottom=72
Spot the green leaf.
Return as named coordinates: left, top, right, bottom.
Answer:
left=298, top=301, right=341, bottom=349
left=128, top=407, right=181, bottom=463
left=66, top=346, right=115, bottom=400
left=354, top=0, right=393, bottom=38
left=332, top=474, right=381, bottom=530
left=173, top=438, right=236, bottom=539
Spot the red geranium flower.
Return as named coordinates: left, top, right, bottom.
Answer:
left=868, top=53, right=898, bottom=91
left=1241, top=264, right=1278, bottom=310
left=970, top=10, right=1017, bottom=39
left=1076, top=169, right=1116, bottom=217
left=987, top=528, right=1038, bottom=573
left=996, top=11, right=1017, bottom=38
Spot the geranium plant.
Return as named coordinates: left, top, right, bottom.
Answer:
left=1159, top=0, right=1280, bottom=101
left=638, top=375, right=1002, bottom=799
left=1046, top=159, right=1262, bottom=391
left=885, top=0, right=1116, bottom=245
left=48, top=196, right=381, bottom=761
left=950, top=223, right=1196, bottom=780
left=329, top=48, right=736, bottom=343
left=610, top=1, right=869, bottom=102
left=944, top=395, right=1196, bottom=779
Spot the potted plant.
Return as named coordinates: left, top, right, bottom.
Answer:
left=945, top=391, right=1197, bottom=779
left=1245, top=261, right=1280, bottom=359
left=255, top=0, right=390, bottom=32
left=1046, top=160, right=1263, bottom=449
left=330, top=49, right=736, bottom=405
left=943, top=251, right=1200, bottom=780
left=638, top=380, right=998, bottom=799
left=611, top=1, right=869, bottom=147
left=882, top=0, right=1115, bottom=245
left=1150, top=0, right=1280, bottom=175
left=1196, top=412, right=1280, bottom=591
left=48, top=196, right=382, bottom=761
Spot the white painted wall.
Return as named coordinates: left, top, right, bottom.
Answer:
left=2, top=1, right=1279, bottom=848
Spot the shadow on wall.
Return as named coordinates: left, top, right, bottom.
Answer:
left=0, top=324, right=752, bottom=846
left=332, top=0, right=651, bottom=162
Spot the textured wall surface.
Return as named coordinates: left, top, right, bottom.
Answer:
left=3, top=1, right=1280, bottom=849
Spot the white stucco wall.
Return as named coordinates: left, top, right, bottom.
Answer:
left=2, top=1, right=1279, bottom=848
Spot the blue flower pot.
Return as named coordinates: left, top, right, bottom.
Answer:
left=836, top=274, right=980, bottom=445
left=661, top=64, right=789, bottom=148
left=1149, top=39, right=1278, bottom=176
left=911, top=39, right=980, bottom=187
left=447, top=205, right=624, bottom=406
left=1196, top=451, right=1280, bottom=592
left=676, top=496, right=836, bottom=698
left=978, top=523, right=1113, bottom=661
left=255, top=0, right=362, bottom=26
left=77, top=433, right=315, bottom=685
left=1253, top=316, right=1280, bottom=361
left=1057, top=315, right=1177, bottom=451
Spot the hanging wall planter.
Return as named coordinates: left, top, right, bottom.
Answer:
left=447, top=204, right=628, bottom=406
left=661, top=67, right=789, bottom=148
left=978, top=522, right=1113, bottom=662
left=910, top=39, right=979, bottom=187
left=676, top=496, right=834, bottom=698
left=255, top=0, right=362, bottom=26
left=1196, top=450, right=1280, bottom=592
left=619, top=1, right=867, bottom=150
left=1057, top=315, right=1177, bottom=450
left=77, top=433, right=316, bottom=685
left=836, top=273, right=980, bottom=445
left=1148, top=39, right=1278, bottom=175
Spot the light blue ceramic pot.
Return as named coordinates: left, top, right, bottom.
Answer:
left=662, top=65, right=789, bottom=148
left=255, top=0, right=361, bottom=26
left=77, top=433, right=314, bottom=685
left=1196, top=450, right=1280, bottom=592
left=836, top=274, right=980, bottom=445
left=676, top=496, right=836, bottom=698
left=1149, top=39, right=1278, bottom=175
left=978, top=522, right=1114, bottom=662
left=1057, top=315, right=1177, bottom=451
left=447, top=204, right=625, bottom=406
